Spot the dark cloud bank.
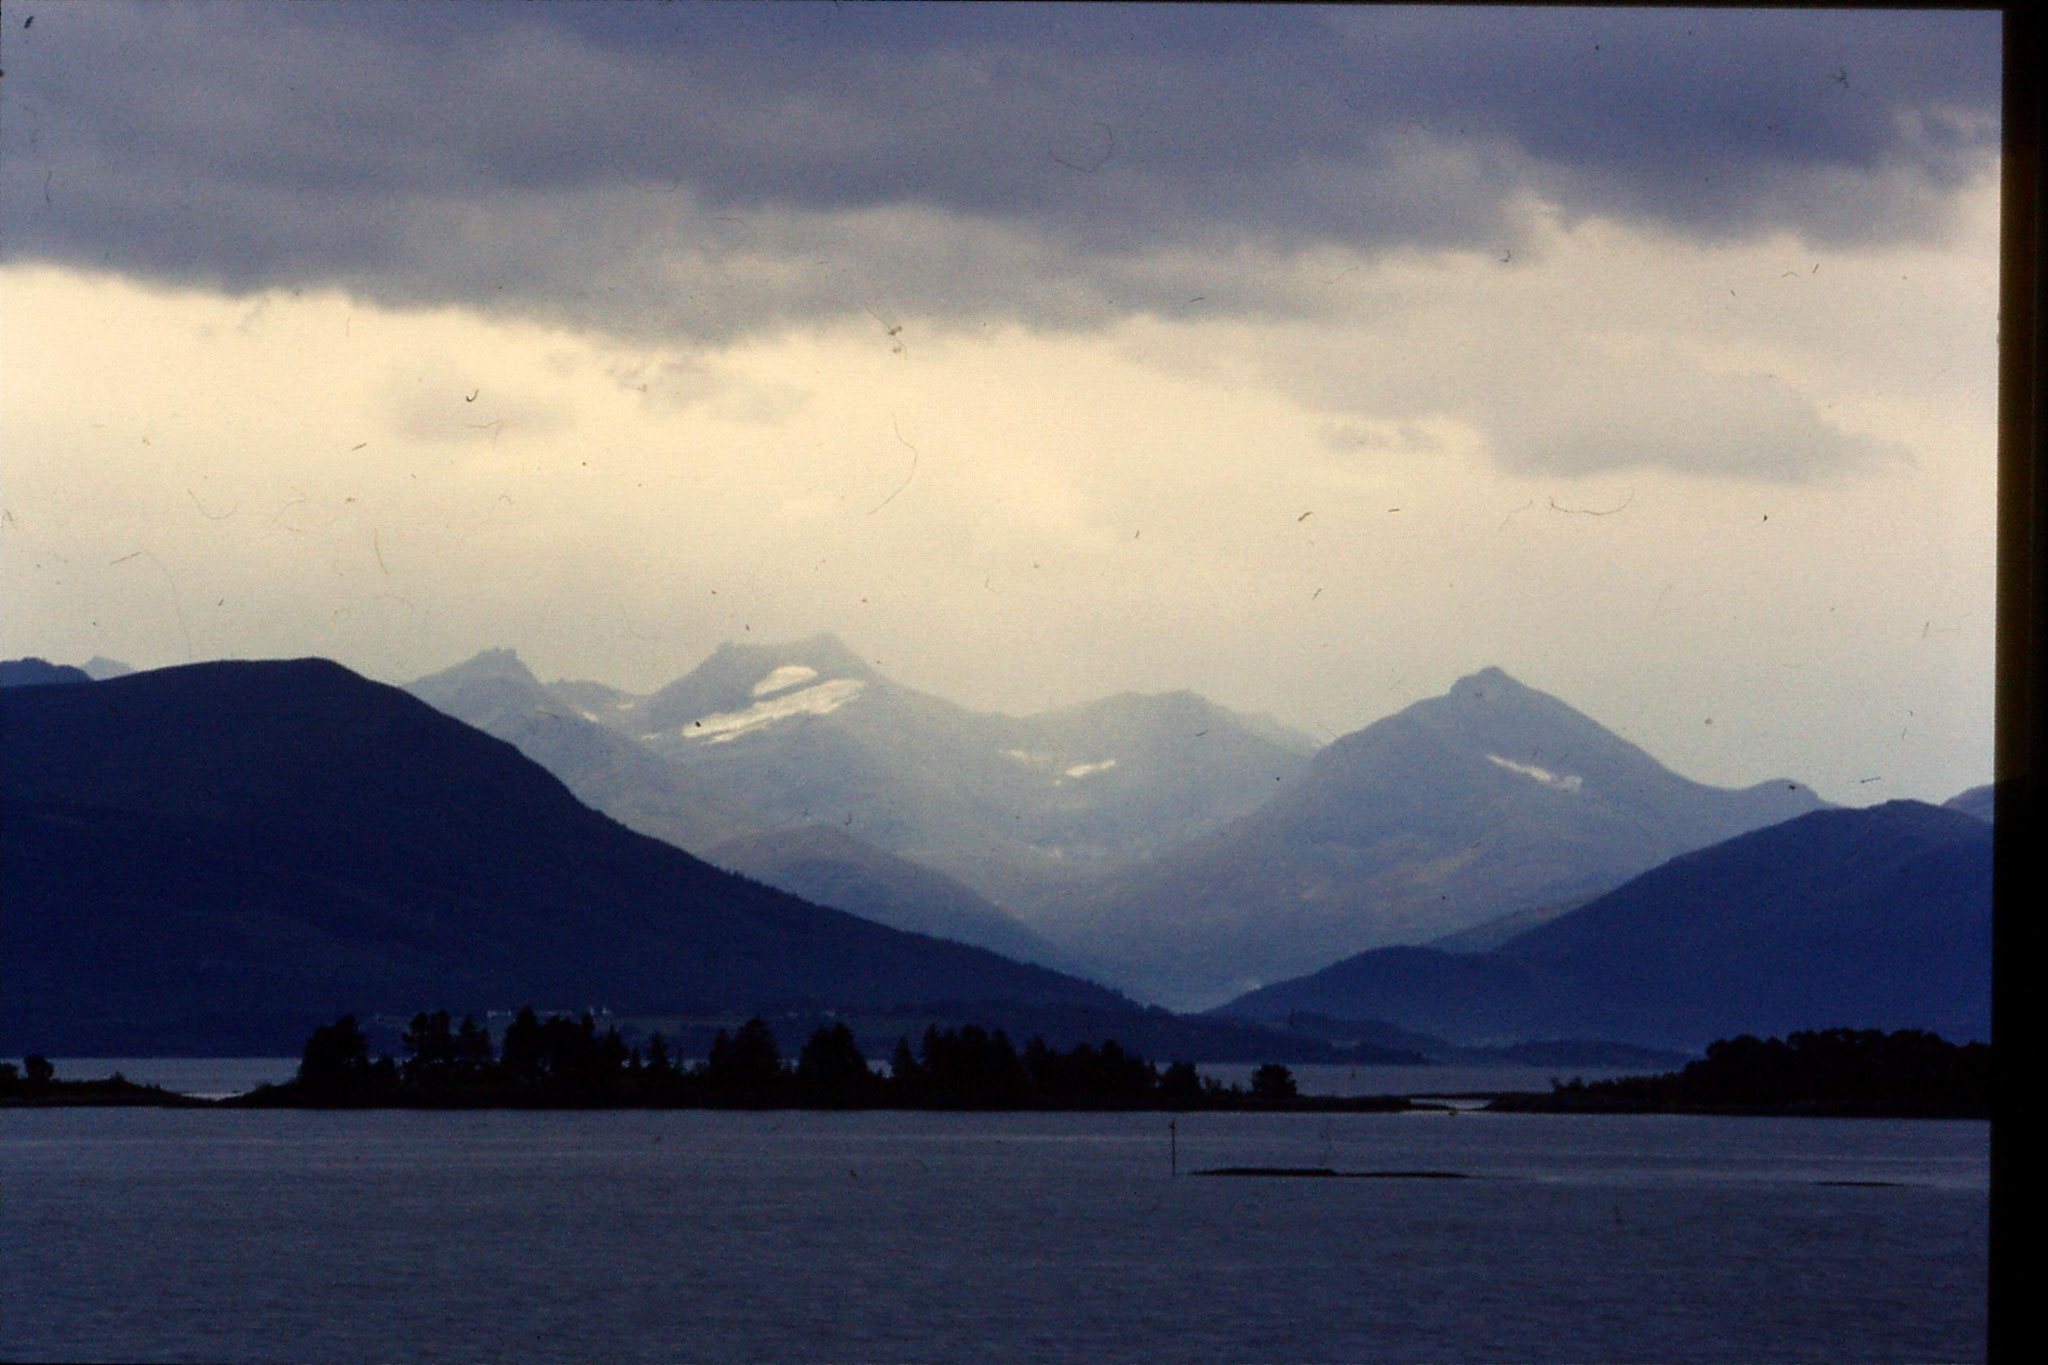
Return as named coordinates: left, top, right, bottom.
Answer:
left=2, top=5, right=1997, bottom=327
left=0, top=6, right=1997, bottom=483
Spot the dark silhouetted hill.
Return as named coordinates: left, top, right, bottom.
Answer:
left=1217, top=801, right=1988, bottom=1051
left=1492, top=1028, right=1989, bottom=1118
left=1, top=659, right=1134, bottom=1054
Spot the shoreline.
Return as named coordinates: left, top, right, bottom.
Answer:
left=2, top=1076, right=1438, bottom=1114
left=0, top=1077, right=1988, bottom=1120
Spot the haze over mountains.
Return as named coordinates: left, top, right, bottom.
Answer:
left=585, top=634, right=1317, bottom=906
left=409, top=635, right=1312, bottom=974
left=1027, top=668, right=1828, bottom=1006
left=406, top=639, right=1833, bottom=1010
left=407, top=644, right=1109, bottom=972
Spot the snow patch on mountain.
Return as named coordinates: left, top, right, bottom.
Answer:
left=1062, top=759, right=1118, bottom=780
left=752, top=664, right=820, bottom=698
left=686, top=678, right=866, bottom=744
left=1487, top=753, right=1583, bottom=792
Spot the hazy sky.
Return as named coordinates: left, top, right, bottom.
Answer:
left=0, top=4, right=2001, bottom=805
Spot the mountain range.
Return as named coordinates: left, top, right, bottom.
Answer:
left=585, top=634, right=1318, bottom=910
left=4, top=647, right=1989, bottom=1059
left=408, top=642, right=1834, bottom=1011
left=1028, top=667, right=1828, bottom=1006
left=408, top=636, right=1315, bottom=974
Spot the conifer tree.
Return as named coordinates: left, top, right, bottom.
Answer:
left=796, top=1022, right=872, bottom=1105
left=500, top=1006, right=545, bottom=1085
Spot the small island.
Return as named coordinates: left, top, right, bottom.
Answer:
left=0, top=1055, right=207, bottom=1107
left=1485, top=1028, right=1990, bottom=1119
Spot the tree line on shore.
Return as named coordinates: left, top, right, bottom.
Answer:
left=245, top=1009, right=1310, bottom=1110
left=1488, top=1028, right=1990, bottom=1117
left=7, top=1020, right=1987, bottom=1117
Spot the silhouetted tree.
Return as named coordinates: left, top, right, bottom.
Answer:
left=645, top=1031, right=676, bottom=1080
left=889, top=1035, right=922, bottom=1080
left=500, top=1006, right=546, bottom=1085
left=886, top=1035, right=925, bottom=1103
left=23, top=1055, right=55, bottom=1088
left=1022, top=1037, right=1156, bottom=1106
left=795, top=1023, right=875, bottom=1106
left=453, top=1014, right=494, bottom=1080
left=401, top=1010, right=457, bottom=1086
left=918, top=1024, right=1026, bottom=1107
left=704, top=1018, right=783, bottom=1102
left=598, top=1022, right=630, bottom=1077
left=1250, top=1062, right=1298, bottom=1103
left=531, top=1012, right=614, bottom=1093
left=298, top=1016, right=371, bottom=1099
left=1159, top=1060, right=1204, bottom=1109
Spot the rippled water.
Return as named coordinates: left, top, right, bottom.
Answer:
left=1, top=1107, right=1985, bottom=1363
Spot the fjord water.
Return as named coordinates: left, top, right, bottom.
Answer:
left=3, top=1109, right=1984, bottom=1363
left=34, top=1057, right=1666, bottom=1100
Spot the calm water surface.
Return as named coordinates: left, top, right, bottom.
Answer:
left=37, top=1057, right=1654, bottom=1100
left=1, top=1106, right=1985, bottom=1363
left=31, top=1057, right=302, bottom=1099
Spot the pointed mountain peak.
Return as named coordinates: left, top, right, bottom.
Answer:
left=638, top=633, right=882, bottom=735
left=413, top=647, right=541, bottom=691
left=1416, top=666, right=1589, bottom=735
left=463, top=647, right=538, bottom=681
left=1313, top=665, right=1673, bottom=797
left=1446, top=666, right=1534, bottom=701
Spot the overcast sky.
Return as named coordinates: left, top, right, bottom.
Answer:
left=0, top=3, right=2001, bottom=805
